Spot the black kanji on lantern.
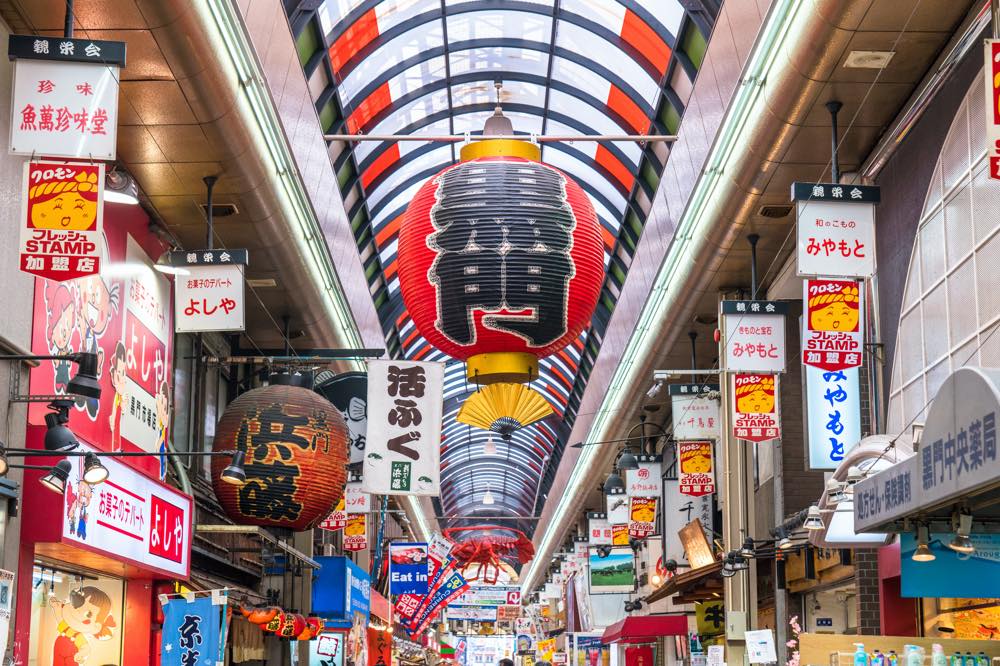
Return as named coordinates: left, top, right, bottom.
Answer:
left=238, top=460, right=303, bottom=521
left=427, top=161, right=577, bottom=347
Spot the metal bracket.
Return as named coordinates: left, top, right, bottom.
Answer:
left=8, top=369, right=87, bottom=403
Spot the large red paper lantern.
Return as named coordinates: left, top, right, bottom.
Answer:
left=211, top=379, right=348, bottom=530
left=397, top=139, right=604, bottom=385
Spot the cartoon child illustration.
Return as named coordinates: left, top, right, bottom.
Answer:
left=681, top=448, right=712, bottom=474
left=107, top=343, right=130, bottom=452
left=28, top=168, right=99, bottom=231
left=735, top=375, right=775, bottom=415
left=155, top=381, right=171, bottom=479
left=66, top=480, right=92, bottom=540
left=75, top=274, right=120, bottom=418
left=45, top=284, right=77, bottom=393
left=49, top=585, right=116, bottom=666
left=808, top=283, right=860, bottom=332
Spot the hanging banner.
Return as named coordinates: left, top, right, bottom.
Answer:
left=628, top=497, right=657, bottom=538
left=721, top=300, right=787, bottom=373
left=606, top=492, right=629, bottom=524
left=344, top=481, right=371, bottom=514
left=315, top=372, right=368, bottom=466
left=319, top=498, right=347, bottom=531
left=408, top=570, right=469, bottom=635
left=732, top=374, right=781, bottom=443
left=611, top=524, right=630, bottom=546
left=344, top=513, right=368, bottom=551
left=389, top=542, right=430, bottom=595
left=173, top=251, right=247, bottom=333
left=625, top=456, right=662, bottom=497
left=987, top=40, right=1000, bottom=179
left=160, top=592, right=229, bottom=666
left=678, top=441, right=716, bottom=497
left=791, top=182, right=879, bottom=278
left=363, top=360, right=444, bottom=495
left=368, top=627, right=392, bottom=666
left=588, top=514, right=612, bottom=545
left=806, top=366, right=861, bottom=469
left=19, top=161, right=104, bottom=282
left=802, top=279, right=863, bottom=372
left=669, top=384, right=720, bottom=440
left=428, top=532, right=454, bottom=561
left=310, top=632, right=345, bottom=666
left=9, top=35, right=125, bottom=160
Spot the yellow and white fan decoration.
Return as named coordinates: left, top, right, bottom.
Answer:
left=456, top=383, right=554, bottom=437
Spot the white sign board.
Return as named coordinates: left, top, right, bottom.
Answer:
left=11, top=59, right=119, bottom=160
left=670, top=384, right=720, bottom=440
left=795, top=199, right=876, bottom=278
left=985, top=40, right=1000, bottom=179
left=174, top=263, right=246, bottom=333
left=625, top=459, right=662, bottom=497
left=588, top=517, right=612, bottom=545
left=0, top=569, right=12, bottom=661
left=806, top=366, right=861, bottom=469
left=344, top=481, right=370, bottom=514
left=363, top=360, right=444, bottom=495
left=745, top=630, right=776, bottom=664
left=722, top=311, right=786, bottom=373
left=606, top=493, right=629, bottom=524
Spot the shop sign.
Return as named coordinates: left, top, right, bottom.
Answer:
left=19, top=161, right=103, bottom=281
left=344, top=513, right=367, bottom=551
left=802, top=279, right=863, bottom=372
left=315, top=372, right=368, bottom=465
left=678, top=441, right=715, bottom=496
left=625, top=456, right=662, bottom=497
left=669, top=384, right=720, bottom=440
left=344, top=481, right=370, bottom=514
left=611, top=524, right=629, bottom=546
left=174, top=263, right=246, bottom=333
left=389, top=542, right=429, bottom=595
left=319, top=498, right=347, bottom=531
left=791, top=182, right=878, bottom=278
left=160, top=592, right=228, bottom=666
left=312, top=556, right=370, bottom=621
left=628, top=497, right=656, bottom=538
left=363, top=360, right=444, bottom=495
left=721, top=301, right=787, bottom=373
left=806, top=366, right=861, bottom=469
left=497, top=605, right=522, bottom=621
left=588, top=514, right=612, bottom=545
left=663, top=481, right=713, bottom=563
left=62, top=442, right=192, bottom=577
left=9, top=35, right=124, bottom=160
left=368, top=626, right=391, bottom=666
left=985, top=40, right=1000, bottom=179
left=679, top=519, right=715, bottom=569
left=855, top=367, right=1000, bottom=532
left=453, top=586, right=520, bottom=606
left=696, top=601, right=725, bottom=636
left=606, top=491, right=628, bottom=524
left=625, top=645, right=653, bottom=666
left=310, top=631, right=344, bottom=666
left=588, top=548, right=635, bottom=594
left=732, top=374, right=781, bottom=442
left=900, top=531, right=1000, bottom=598
left=447, top=606, right=498, bottom=621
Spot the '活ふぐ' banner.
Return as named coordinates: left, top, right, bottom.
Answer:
left=802, top=279, right=863, bottom=372
left=732, top=374, right=781, bottom=443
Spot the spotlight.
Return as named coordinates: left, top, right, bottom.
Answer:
left=624, top=599, right=643, bottom=612
left=629, top=537, right=642, bottom=552
left=105, top=169, right=139, bottom=205
left=483, top=485, right=495, bottom=506
left=844, top=466, right=863, bottom=494
left=912, top=524, right=935, bottom=562
left=44, top=401, right=79, bottom=452
left=153, top=251, right=190, bottom=276
left=67, top=353, right=101, bottom=399
left=803, top=505, right=824, bottom=531
left=730, top=552, right=749, bottom=572
left=645, top=381, right=663, bottom=399
left=603, top=472, right=625, bottom=495
left=777, top=532, right=793, bottom=550
left=739, top=537, right=756, bottom=558
left=650, top=573, right=663, bottom=586
left=947, top=511, right=975, bottom=554
left=40, top=460, right=72, bottom=494
left=617, top=449, right=639, bottom=471
left=720, top=562, right=736, bottom=578
left=826, top=478, right=846, bottom=505
left=596, top=545, right=612, bottom=559
left=82, top=453, right=108, bottom=485
left=220, top=450, right=247, bottom=486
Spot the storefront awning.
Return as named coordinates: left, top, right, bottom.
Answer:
left=643, top=561, right=723, bottom=605
left=600, top=615, right=689, bottom=644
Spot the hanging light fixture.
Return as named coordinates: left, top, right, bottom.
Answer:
left=105, top=169, right=140, bottom=205
left=66, top=353, right=102, bottom=399
left=777, top=531, right=793, bottom=550
left=803, top=505, right=824, bottom=531
left=220, top=450, right=247, bottom=486
left=826, top=477, right=846, bottom=505
left=82, top=453, right=109, bottom=485
left=483, top=484, right=495, bottom=506
left=617, top=449, right=639, bottom=471
left=603, top=471, right=625, bottom=494
left=739, top=537, right=756, bottom=559
left=40, top=460, right=73, bottom=494
left=947, top=511, right=975, bottom=554
left=844, top=466, right=864, bottom=494
left=912, top=524, right=935, bottom=562
left=484, top=435, right=497, bottom=456
left=44, top=401, right=79, bottom=452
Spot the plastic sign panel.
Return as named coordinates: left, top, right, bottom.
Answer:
left=20, top=161, right=103, bottom=281
left=497, top=605, right=522, bottom=621
left=628, top=497, right=656, bottom=538
left=588, top=515, right=612, bottom=545
left=319, top=498, right=347, bottom=531
left=344, top=481, right=370, bottom=514
left=806, top=366, right=861, bottom=469
left=389, top=542, right=430, bottom=595
left=986, top=40, right=1000, bottom=179
left=803, top=279, right=863, bottom=372
left=669, top=384, right=720, bottom=440
left=732, top=374, right=781, bottom=442
left=343, top=513, right=367, bottom=551
left=625, top=456, right=661, bottom=497
left=172, top=250, right=247, bottom=333
left=363, top=360, right=444, bottom=495
left=721, top=300, right=787, bottom=373
left=678, top=441, right=715, bottom=497
left=606, top=492, right=628, bottom=524
left=791, top=182, right=879, bottom=278
left=612, top=524, right=629, bottom=546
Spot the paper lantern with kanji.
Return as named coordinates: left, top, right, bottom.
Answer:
left=211, top=380, right=349, bottom=530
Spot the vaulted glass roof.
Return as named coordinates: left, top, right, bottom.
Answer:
left=284, top=0, right=715, bottom=531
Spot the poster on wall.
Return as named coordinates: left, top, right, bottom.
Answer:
left=389, top=542, right=430, bottom=595
left=19, top=161, right=104, bottom=282
left=791, top=181, right=879, bottom=278
left=802, top=279, right=863, bottom=372
left=344, top=513, right=368, bottom=551
left=805, top=366, right=861, bottom=469
left=669, top=384, right=720, bottom=440
left=587, top=547, right=635, bottom=594
left=721, top=300, right=787, bottom=373
left=986, top=39, right=1000, bottom=179
left=363, top=360, right=444, bottom=495
left=678, top=441, right=715, bottom=497
left=315, top=372, right=368, bottom=466
left=732, top=374, right=781, bottom=442
left=627, top=497, right=656, bottom=538
left=625, top=456, right=661, bottom=498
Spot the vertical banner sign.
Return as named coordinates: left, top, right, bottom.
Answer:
left=612, top=524, right=630, bottom=546
left=20, top=161, right=104, bottom=281
left=628, top=497, right=657, bottom=538
left=806, top=366, right=861, bottom=469
left=172, top=250, right=248, bottom=333
left=315, top=372, right=368, bottom=466
left=721, top=301, right=788, bottom=373
left=160, top=592, right=228, bottom=666
left=344, top=513, right=368, bottom=551
left=791, top=182, right=879, bottom=278
left=678, top=441, right=716, bottom=496
left=588, top=514, right=612, bottom=545
left=606, top=492, right=629, bottom=524
left=802, top=279, right=863, bottom=371
left=669, top=384, right=720, bottom=439
left=311, top=632, right=344, bottom=666
left=319, top=498, right=347, bottom=531
left=389, top=542, right=430, bottom=595
left=732, top=374, right=781, bottom=442
left=986, top=40, right=1000, bottom=179
left=625, top=456, right=662, bottom=497
left=364, top=360, right=444, bottom=495
left=344, top=481, right=371, bottom=514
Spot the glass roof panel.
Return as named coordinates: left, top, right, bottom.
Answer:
left=451, top=80, right=546, bottom=111
left=555, top=21, right=657, bottom=93
left=546, top=89, right=629, bottom=136
left=340, top=54, right=448, bottom=108
left=635, top=0, right=686, bottom=38
left=365, top=144, right=452, bottom=210
left=550, top=54, right=659, bottom=110
left=335, top=20, right=445, bottom=93
left=446, top=10, right=553, bottom=43
left=542, top=118, right=642, bottom=166
left=449, top=46, right=549, bottom=78
left=542, top=147, right=628, bottom=215
left=365, top=87, right=451, bottom=135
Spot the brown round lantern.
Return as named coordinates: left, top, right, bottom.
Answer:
left=211, top=378, right=349, bottom=530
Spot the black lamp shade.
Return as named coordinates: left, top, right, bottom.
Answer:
left=40, top=460, right=72, bottom=494
left=43, top=413, right=79, bottom=452
left=220, top=450, right=247, bottom=486
left=67, top=353, right=101, bottom=399
left=83, top=453, right=109, bottom=484
left=603, top=472, right=625, bottom=495
left=617, top=450, right=639, bottom=471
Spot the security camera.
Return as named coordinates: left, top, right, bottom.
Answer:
left=646, top=381, right=664, bottom=399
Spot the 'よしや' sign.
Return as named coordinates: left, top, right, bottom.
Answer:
left=363, top=360, right=444, bottom=496
left=791, top=182, right=878, bottom=278
left=19, top=161, right=103, bottom=281
left=721, top=301, right=787, bottom=373
left=678, top=441, right=715, bottom=497
left=985, top=40, right=1000, bottom=179
left=803, top=279, right=863, bottom=372
left=173, top=250, right=247, bottom=333
left=732, top=374, right=781, bottom=443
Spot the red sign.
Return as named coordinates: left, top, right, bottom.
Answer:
left=148, top=494, right=186, bottom=563
left=986, top=40, right=1000, bottom=179
left=732, top=374, right=780, bottom=442
left=678, top=441, right=715, bottom=497
left=802, top=279, right=863, bottom=371
left=319, top=499, right=347, bottom=531
left=625, top=645, right=654, bottom=666
left=19, top=161, right=103, bottom=282
left=628, top=497, right=656, bottom=538
left=344, top=513, right=367, bottom=551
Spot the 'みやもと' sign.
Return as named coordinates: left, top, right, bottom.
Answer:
left=732, top=374, right=781, bottom=443
left=806, top=366, right=861, bottom=469
left=19, top=161, right=103, bottom=281
left=721, top=301, right=787, bottom=373
left=802, top=279, right=863, bottom=372
left=792, top=182, right=878, bottom=278
left=363, top=360, right=444, bottom=495
left=173, top=251, right=247, bottom=333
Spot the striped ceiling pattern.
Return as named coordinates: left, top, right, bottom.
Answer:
left=284, top=0, right=716, bottom=530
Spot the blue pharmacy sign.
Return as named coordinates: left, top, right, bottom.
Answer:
left=900, top=532, right=1000, bottom=598
left=389, top=542, right=429, bottom=595
left=312, top=556, right=371, bottom=624
left=161, top=592, right=228, bottom=666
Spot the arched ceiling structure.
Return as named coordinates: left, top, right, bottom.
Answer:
left=283, top=0, right=717, bottom=532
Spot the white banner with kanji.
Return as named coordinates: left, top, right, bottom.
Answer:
left=796, top=195, right=875, bottom=278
